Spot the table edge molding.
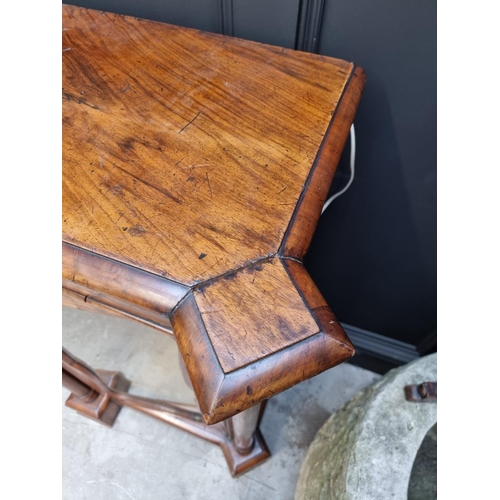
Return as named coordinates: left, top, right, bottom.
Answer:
left=279, top=64, right=366, bottom=260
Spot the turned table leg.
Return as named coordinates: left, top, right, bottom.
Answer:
left=220, top=402, right=270, bottom=476
left=230, top=404, right=262, bottom=453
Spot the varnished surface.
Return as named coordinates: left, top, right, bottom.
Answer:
left=280, top=66, right=366, bottom=259
left=172, top=264, right=355, bottom=423
left=63, top=5, right=353, bottom=285
left=63, top=243, right=187, bottom=313
left=62, top=5, right=365, bottom=423
left=194, top=258, right=319, bottom=373
left=63, top=347, right=270, bottom=476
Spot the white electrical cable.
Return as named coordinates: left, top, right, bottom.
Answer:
left=321, top=124, right=356, bottom=214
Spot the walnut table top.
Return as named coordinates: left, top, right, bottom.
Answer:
left=62, top=5, right=365, bottom=424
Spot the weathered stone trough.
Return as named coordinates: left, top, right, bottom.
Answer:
left=295, top=353, right=437, bottom=500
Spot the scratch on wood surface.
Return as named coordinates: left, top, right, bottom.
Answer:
left=63, top=47, right=72, bottom=52
left=178, top=111, right=201, bottom=134
left=63, top=92, right=100, bottom=110
left=112, top=163, right=183, bottom=204
left=150, top=238, right=161, bottom=257
left=203, top=257, right=221, bottom=274
left=206, top=172, right=212, bottom=198
left=181, top=163, right=211, bottom=169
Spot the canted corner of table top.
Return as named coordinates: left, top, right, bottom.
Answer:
left=171, top=257, right=355, bottom=424
left=62, top=5, right=365, bottom=423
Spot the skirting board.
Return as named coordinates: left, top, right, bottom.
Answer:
left=341, top=323, right=422, bottom=374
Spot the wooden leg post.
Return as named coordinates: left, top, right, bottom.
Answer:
left=221, top=403, right=270, bottom=476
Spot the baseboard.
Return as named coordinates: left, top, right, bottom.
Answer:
left=341, top=323, right=420, bottom=374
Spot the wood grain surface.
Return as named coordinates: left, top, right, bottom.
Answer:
left=172, top=261, right=355, bottom=423
left=62, top=5, right=365, bottom=423
left=63, top=242, right=188, bottom=315
left=194, top=258, right=319, bottom=373
left=63, top=5, right=353, bottom=285
left=280, top=66, right=366, bottom=259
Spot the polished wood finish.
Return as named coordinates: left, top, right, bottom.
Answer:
left=63, top=5, right=354, bottom=285
left=63, top=368, right=95, bottom=398
left=280, top=65, right=366, bottom=260
left=194, top=258, right=319, bottom=373
left=63, top=243, right=188, bottom=329
left=62, top=5, right=365, bottom=425
left=63, top=286, right=175, bottom=335
left=63, top=348, right=269, bottom=476
left=172, top=267, right=354, bottom=423
left=63, top=367, right=131, bottom=427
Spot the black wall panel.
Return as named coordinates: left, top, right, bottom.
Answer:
left=305, top=0, right=436, bottom=348
left=232, top=0, right=301, bottom=48
left=65, top=0, right=222, bottom=33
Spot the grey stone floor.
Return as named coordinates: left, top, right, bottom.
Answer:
left=62, top=308, right=380, bottom=500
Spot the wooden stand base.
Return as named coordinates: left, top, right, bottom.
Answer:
left=62, top=348, right=270, bottom=476
left=65, top=370, right=131, bottom=427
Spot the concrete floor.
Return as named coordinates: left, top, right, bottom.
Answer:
left=62, top=307, right=380, bottom=500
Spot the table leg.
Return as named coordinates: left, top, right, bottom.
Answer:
left=231, top=404, right=262, bottom=453
left=221, top=402, right=270, bottom=476
left=62, top=347, right=270, bottom=476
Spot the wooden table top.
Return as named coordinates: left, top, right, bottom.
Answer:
left=62, top=5, right=365, bottom=424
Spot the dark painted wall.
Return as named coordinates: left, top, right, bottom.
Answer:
left=64, top=0, right=221, bottom=32
left=306, top=0, right=436, bottom=347
left=232, top=0, right=300, bottom=48
left=64, top=0, right=301, bottom=44
left=63, top=1, right=436, bottom=361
